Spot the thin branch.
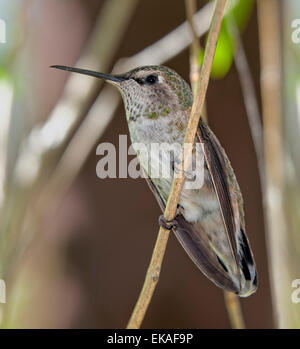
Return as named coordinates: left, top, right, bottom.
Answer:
left=0, top=80, right=13, bottom=209
left=228, top=18, right=265, bottom=190
left=126, top=0, right=227, bottom=329
left=185, top=1, right=244, bottom=330
left=185, top=0, right=208, bottom=122
left=223, top=291, right=245, bottom=329
left=257, top=0, right=287, bottom=328
left=185, top=0, right=201, bottom=93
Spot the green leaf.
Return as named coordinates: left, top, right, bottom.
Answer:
left=198, top=0, right=254, bottom=79
left=198, top=24, right=234, bottom=78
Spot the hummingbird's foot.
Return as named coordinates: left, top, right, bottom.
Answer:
left=158, top=215, right=178, bottom=230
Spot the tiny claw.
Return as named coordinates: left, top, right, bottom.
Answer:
left=158, top=215, right=178, bottom=230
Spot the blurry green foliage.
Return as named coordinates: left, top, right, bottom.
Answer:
left=0, top=66, right=9, bottom=80
left=198, top=0, right=254, bottom=78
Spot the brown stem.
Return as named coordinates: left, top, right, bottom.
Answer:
left=185, top=1, right=245, bottom=330
left=224, top=291, right=245, bottom=329
left=227, top=17, right=265, bottom=190
left=126, top=0, right=227, bottom=329
left=185, top=0, right=208, bottom=122
left=185, top=0, right=201, bottom=93
left=257, top=0, right=287, bottom=328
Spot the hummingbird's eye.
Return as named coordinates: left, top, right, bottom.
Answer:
left=145, top=74, right=158, bottom=84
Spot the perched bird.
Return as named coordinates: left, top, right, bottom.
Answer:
left=51, top=64, right=257, bottom=297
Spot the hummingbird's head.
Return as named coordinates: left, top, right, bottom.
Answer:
left=51, top=65, right=193, bottom=122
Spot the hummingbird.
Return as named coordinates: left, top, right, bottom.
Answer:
left=51, top=64, right=257, bottom=297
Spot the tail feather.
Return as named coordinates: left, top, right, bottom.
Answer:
left=237, top=228, right=257, bottom=297
left=174, top=215, right=257, bottom=297
left=174, top=214, right=240, bottom=294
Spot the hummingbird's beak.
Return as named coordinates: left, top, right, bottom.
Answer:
left=50, top=65, right=127, bottom=83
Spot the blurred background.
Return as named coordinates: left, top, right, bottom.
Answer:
left=0, top=0, right=299, bottom=328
